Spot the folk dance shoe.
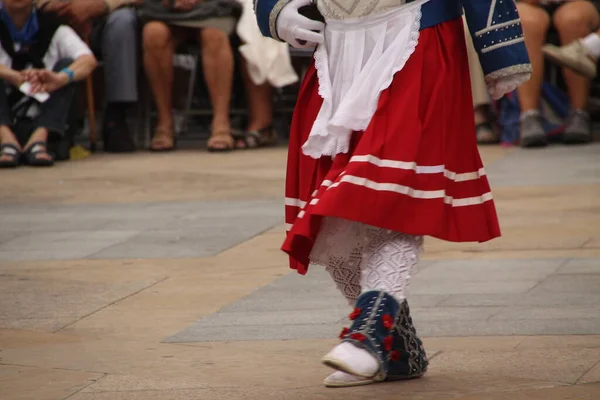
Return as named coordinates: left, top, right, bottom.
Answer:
left=322, top=291, right=428, bottom=388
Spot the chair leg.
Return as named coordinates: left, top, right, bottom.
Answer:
left=182, top=54, right=199, bottom=135
left=85, top=74, right=97, bottom=152
left=144, top=82, right=152, bottom=149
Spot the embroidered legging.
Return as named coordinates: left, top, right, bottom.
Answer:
left=310, top=217, right=423, bottom=304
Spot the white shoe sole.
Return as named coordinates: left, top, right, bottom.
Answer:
left=324, top=376, right=376, bottom=388
left=321, top=355, right=379, bottom=380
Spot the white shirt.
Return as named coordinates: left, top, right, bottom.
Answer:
left=0, top=25, right=92, bottom=69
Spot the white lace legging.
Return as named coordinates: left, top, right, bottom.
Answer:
left=310, top=217, right=423, bottom=304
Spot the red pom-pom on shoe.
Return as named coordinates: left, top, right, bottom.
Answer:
left=349, top=308, right=362, bottom=320
left=349, top=332, right=367, bottom=342
left=339, top=327, right=350, bottom=339
left=390, top=350, right=401, bottom=362
left=382, top=314, right=394, bottom=330
left=383, top=336, right=394, bottom=351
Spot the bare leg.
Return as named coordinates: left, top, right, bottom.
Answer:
left=143, top=21, right=184, bottom=150
left=198, top=28, right=234, bottom=150
left=235, top=57, right=275, bottom=149
left=553, top=1, right=600, bottom=110
left=516, top=3, right=551, bottom=112
left=240, top=58, right=273, bottom=131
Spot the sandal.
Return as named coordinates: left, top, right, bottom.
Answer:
left=0, top=143, right=21, bottom=168
left=150, top=127, right=176, bottom=152
left=207, top=130, right=234, bottom=152
left=23, top=141, right=54, bottom=167
left=233, top=125, right=277, bottom=150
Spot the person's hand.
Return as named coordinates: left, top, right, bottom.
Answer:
left=276, top=0, right=324, bottom=48
left=4, top=70, right=26, bottom=88
left=68, top=0, right=109, bottom=25
left=24, top=69, right=71, bottom=93
left=487, top=72, right=531, bottom=100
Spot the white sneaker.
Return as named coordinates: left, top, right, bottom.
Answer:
left=543, top=40, right=597, bottom=79
left=322, top=342, right=380, bottom=379
left=324, top=371, right=375, bottom=388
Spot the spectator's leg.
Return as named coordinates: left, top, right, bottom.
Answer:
left=101, top=8, right=139, bottom=152
left=553, top=1, right=600, bottom=143
left=516, top=3, right=551, bottom=148
left=553, top=1, right=600, bottom=110
left=235, top=56, right=275, bottom=149
left=198, top=27, right=234, bottom=151
left=0, top=80, right=21, bottom=167
left=26, top=58, right=77, bottom=166
left=463, top=15, right=496, bottom=144
left=516, top=2, right=551, bottom=113
left=143, top=21, right=184, bottom=151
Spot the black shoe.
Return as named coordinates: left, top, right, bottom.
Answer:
left=102, top=116, right=135, bottom=153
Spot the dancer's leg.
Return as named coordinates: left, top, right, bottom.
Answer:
left=312, top=218, right=427, bottom=386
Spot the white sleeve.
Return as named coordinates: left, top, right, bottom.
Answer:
left=52, top=26, right=93, bottom=61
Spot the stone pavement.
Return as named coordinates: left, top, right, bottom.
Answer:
left=0, top=143, right=599, bottom=400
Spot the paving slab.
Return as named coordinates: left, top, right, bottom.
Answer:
left=0, top=200, right=283, bottom=261
left=0, top=365, right=103, bottom=400
left=486, top=143, right=600, bottom=187
left=535, top=274, right=600, bottom=294
left=166, top=256, right=600, bottom=342
left=580, top=363, right=600, bottom=384
left=65, top=375, right=566, bottom=400
left=557, top=258, right=600, bottom=274
left=441, top=291, right=600, bottom=307
left=432, top=347, right=600, bottom=384
left=451, top=383, right=600, bottom=400
left=0, top=275, right=163, bottom=332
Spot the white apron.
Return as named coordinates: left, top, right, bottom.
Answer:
left=302, top=0, right=430, bottom=159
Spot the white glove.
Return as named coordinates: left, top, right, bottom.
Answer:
left=276, top=0, right=325, bottom=48
left=487, top=72, right=531, bottom=100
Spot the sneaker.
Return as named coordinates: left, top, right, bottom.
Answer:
left=563, top=109, right=592, bottom=144
left=520, top=112, right=547, bottom=148
left=543, top=40, right=597, bottom=79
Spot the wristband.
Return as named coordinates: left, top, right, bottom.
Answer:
left=61, top=68, right=75, bottom=84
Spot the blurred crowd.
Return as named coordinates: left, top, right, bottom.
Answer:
left=0, top=0, right=599, bottom=168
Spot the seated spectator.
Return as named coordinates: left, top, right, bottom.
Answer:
left=517, top=0, right=600, bottom=147
left=38, top=0, right=140, bottom=153
left=0, top=0, right=97, bottom=168
left=138, top=0, right=243, bottom=152
left=463, top=15, right=498, bottom=144
left=544, top=27, right=600, bottom=79
left=234, top=0, right=298, bottom=148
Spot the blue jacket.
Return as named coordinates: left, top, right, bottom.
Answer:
left=254, top=0, right=532, bottom=82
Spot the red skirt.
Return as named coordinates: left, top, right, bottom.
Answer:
left=283, top=18, right=501, bottom=275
